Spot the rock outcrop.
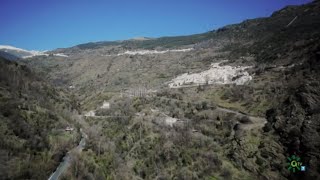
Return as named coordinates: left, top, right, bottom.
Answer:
left=266, top=56, right=320, bottom=179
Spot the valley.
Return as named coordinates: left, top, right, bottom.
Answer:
left=1, top=1, right=320, bottom=180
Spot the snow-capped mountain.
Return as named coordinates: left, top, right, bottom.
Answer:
left=0, top=45, right=68, bottom=59
left=0, top=45, right=47, bottom=59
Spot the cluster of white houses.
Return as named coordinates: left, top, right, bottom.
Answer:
left=168, top=62, right=253, bottom=88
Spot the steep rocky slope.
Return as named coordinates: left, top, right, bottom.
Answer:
left=265, top=52, right=320, bottom=179
left=0, top=57, right=80, bottom=179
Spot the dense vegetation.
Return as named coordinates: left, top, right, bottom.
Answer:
left=0, top=58, right=80, bottom=179
left=4, top=1, right=320, bottom=179
left=62, top=92, right=265, bottom=179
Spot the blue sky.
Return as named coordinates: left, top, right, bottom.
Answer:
left=0, top=0, right=311, bottom=50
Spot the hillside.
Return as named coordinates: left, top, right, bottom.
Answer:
left=0, top=57, right=80, bottom=179
left=13, top=0, right=320, bottom=179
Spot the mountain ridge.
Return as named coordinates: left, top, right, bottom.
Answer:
left=2, top=1, right=320, bottom=179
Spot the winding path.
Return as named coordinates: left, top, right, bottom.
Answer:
left=216, top=107, right=267, bottom=130
left=48, top=129, right=87, bottom=180
left=156, top=96, right=267, bottom=131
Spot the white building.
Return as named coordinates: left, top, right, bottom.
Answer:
left=100, top=101, right=110, bottom=109
left=65, top=126, right=74, bottom=131
left=84, top=110, right=96, bottom=117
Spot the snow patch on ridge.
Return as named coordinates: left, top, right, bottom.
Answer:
left=23, top=53, right=69, bottom=58
left=104, top=48, right=193, bottom=56
left=0, top=45, right=30, bottom=51
left=169, top=62, right=252, bottom=88
left=119, top=48, right=193, bottom=55
left=0, top=45, right=69, bottom=58
left=0, top=45, right=47, bottom=57
left=54, top=53, right=69, bottom=57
